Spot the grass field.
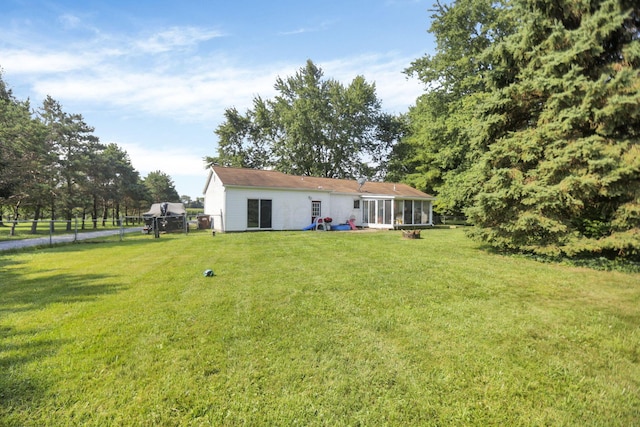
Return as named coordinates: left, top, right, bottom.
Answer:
left=1, top=229, right=638, bottom=425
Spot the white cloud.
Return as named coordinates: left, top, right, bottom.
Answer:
left=135, top=26, right=225, bottom=53
left=321, top=53, right=424, bottom=112
left=57, top=12, right=103, bottom=35
left=4, top=23, right=422, bottom=130
left=0, top=49, right=98, bottom=73
left=0, top=6, right=430, bottom=197
left=23, top=52, right=422, bottom=126
left=59, top=13, right=83, bottom=29
left=279, top=19, right=336, bottom=36
left=28, top=62, right=284, bottom=123
left=117, top=141, right=209, bottom=177
left=116, top=141, right=210, bottom=196
left=279, top=27, right=311, bottom=36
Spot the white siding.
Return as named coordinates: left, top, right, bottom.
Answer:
left=330, top=194, right=362, bottom=226
left=204, top=172, right=364, bottom=232
left=203, top=169, right=430, bottom=232
left=219, top=187, right=332, bottom=232
left=203, top=172, right=226, bottom=232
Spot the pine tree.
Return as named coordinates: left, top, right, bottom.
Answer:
left=143, top=170, right=180, bottom=203
left=38, top=96, right=103, bottom=231
left=467, top=0, right=640, bottom=259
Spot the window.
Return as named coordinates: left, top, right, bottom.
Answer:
left=404, top=200, right=413, bottom=225
left=361, top=199, right=394, bottom=224
left=368, top=201, right=376, bottom=224
left=248, top=199, right=259, bottom=228
left=395, top=200, right=403, bottom=224
left=361, top=199, right=428, bottom=225
left=312, top=201, right=321, bottom=219
left=247, top=199, right=272, bottom=229
left=414, top=202, right=423, bottom=225
left=384, top=200, right=392, bottom=224
left=353, top=200, right=360, bottom=209
left=361, top=199, right=393, bottom=224
left=421, top=202, right=430, bottom=224
left=377, top=200, right=385, bottom=224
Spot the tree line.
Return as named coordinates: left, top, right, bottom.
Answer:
left=0, top=77, right=181, bottom=233
left=209, top=0, right=639, bottom=260
left=2, top=0, right=636, bottom=258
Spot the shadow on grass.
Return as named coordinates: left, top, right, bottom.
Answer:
left=0, top=271, right=126, bottom=314
left=0, top=325, right=72, bottom=414
left=0, top=268, right=127, bottom=415
left=476, top=242, right=640, bottom=273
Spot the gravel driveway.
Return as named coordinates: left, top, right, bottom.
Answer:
left=0, top=227, right=143, bottom=252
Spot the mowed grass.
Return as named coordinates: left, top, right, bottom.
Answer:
left=0, top=229, right=638, bottom=426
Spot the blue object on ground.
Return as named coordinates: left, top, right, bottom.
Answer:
left=332, top=224, right=351, bottom=231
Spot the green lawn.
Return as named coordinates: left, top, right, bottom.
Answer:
left=1, top=229, right=638, bottom=425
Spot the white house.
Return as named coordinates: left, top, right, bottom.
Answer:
left=203, top=166, right=435, bottom=232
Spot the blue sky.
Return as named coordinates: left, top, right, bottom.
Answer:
left=1, top=0, right=436, bottom=198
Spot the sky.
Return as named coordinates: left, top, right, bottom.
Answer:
left=1, top=0, right=437, bottom=199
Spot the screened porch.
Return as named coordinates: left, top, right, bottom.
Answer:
left=361, top=198, right=433, bottom=229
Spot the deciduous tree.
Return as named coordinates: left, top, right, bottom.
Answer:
left=398, top=0, right=514, bottom=214
left=207, top=60, right=399, bottom=179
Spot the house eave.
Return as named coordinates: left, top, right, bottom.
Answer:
left=359, top=194, right=436, bottom=200
left=222, top=185, right=435, bottom=200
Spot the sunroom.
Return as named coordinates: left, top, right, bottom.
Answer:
left=361, top=197, right=433, bottom=229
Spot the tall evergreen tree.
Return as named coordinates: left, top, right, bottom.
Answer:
left=0, top=76, right=28, bottom=200
left=84, top=143, right=144, bottom=227
left=467, top=0, right=640, bottom=258
left=0, top=74, right=50, bottom=233
left=143, top=170, right=180, bottom=203
left=38, top=96, right=104, bottom=231
left=0, top=73, right=149, bottom=227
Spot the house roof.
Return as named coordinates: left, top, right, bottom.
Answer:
left=208, top=166, right=434, bottom=199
